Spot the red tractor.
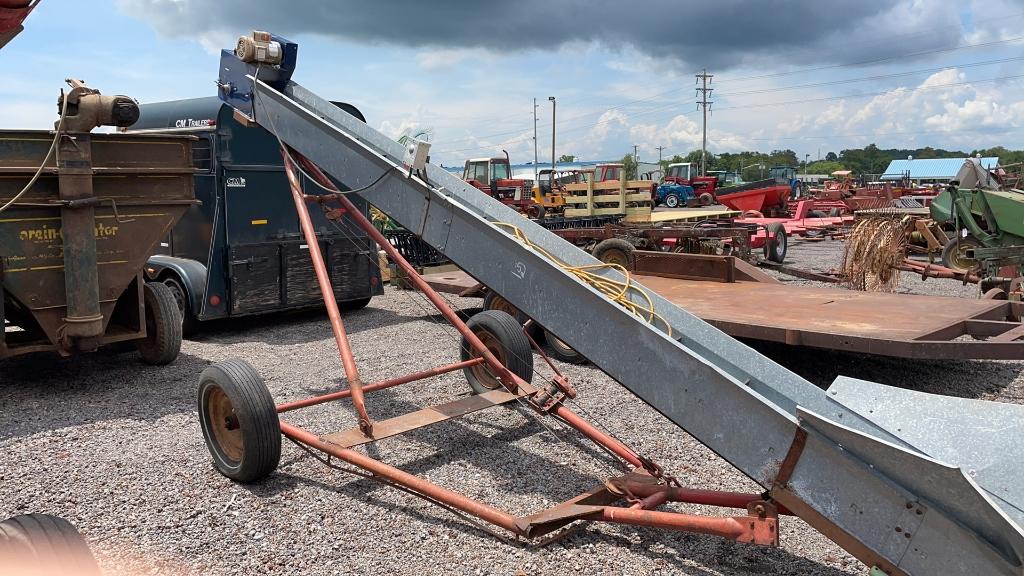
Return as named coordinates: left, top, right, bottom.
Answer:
left=462, top=154, right=539, bottom=217
left=593, top=162, right=658, bottom=203
left=664, top=162, right=719, bottom=194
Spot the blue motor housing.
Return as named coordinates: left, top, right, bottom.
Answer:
left=217, top=32, right=298, bottom=121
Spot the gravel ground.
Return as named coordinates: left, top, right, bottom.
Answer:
left=1, top=238, right=1021, bottom=576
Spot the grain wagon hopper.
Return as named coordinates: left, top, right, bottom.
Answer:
left=0, top=80, right=196, bottom=363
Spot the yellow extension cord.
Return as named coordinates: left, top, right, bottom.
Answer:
left=493, top=222, right=672, bottom=337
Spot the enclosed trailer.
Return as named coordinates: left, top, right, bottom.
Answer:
left=128, top=98, right=382, bottom=331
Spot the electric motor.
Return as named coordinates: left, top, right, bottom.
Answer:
left=235, top=30, right=283, bottom=65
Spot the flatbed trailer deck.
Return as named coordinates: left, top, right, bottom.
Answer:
left=421, top=252, right=1024, bottom=360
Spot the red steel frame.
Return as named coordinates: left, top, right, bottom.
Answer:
left=273, top=145, right=785, bottom=544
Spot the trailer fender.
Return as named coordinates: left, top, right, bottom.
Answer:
left=145, top=255, right=208, bottom=316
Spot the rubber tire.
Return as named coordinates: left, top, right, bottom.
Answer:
left=808, top=210, right=827, bottom=218
left=698, top=192, right=713, bottom=206
left=459, top=310, right=534, bottom=395
left=0, top=514, right=100, bottom=576
left=941, top=236, right=981, bottom=273
left=198, top=359, right=281, bottom=483
left=340, top=297, right=372, bottom=312
left=161, top=275, right=198, bottom=337
left=664, top=193, right=681, bottom=208
left=764, top=223, right=788, bottom=264
left=827, top=207, right=841, bottom=217
left=483, top=291, right=529, bottom=324
left=543, top=329, right=588, bottom=365
left=137, top=282, right=183, bottom=365
left=592, top=238, right=636, bottom=268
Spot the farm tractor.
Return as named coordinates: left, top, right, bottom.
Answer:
left=929, top=160, right=1024, bottom=298
left=665, top=162, right=718, bottom=190
left=463, top=153, right=538, bottom=217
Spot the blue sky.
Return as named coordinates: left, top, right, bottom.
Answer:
left=2, top=0, right=1023, bottom=167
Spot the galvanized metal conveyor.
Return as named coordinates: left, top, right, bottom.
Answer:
left=217, top=34, right=1024, bottom=575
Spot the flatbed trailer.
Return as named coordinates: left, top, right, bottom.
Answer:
left=421, top=251, right=1024, bottom=360
left=195, top=32, right=1024, bottom=576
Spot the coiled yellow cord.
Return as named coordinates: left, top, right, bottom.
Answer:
left=494, top=222, right=672, bottom=337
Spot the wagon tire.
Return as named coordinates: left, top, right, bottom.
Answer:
left=764, top=222, right=788, bottom=264
left=198, top=359, right=281, bottom=483
left=593, top=238, right=636, bottom=269
left=941, top=235, right=981, bottom=273
left=137, top=282, right=182, bottom=365
left=460, top=310, right=533, bottom=395
left=0, top=514, right=100, bottom=576
left=161, top=275, right=198, bottom=337
left=483, top=291, right=529, bottom=325
left=543, top=330, right=588, bottom=365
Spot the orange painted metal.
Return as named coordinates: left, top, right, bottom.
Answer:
left=270, top=148, right=791, bottom=550
left=280, top=421, right=524, bottom=535
left=275, top=358, right=486, bottom=413
left=598, top=507, right=778, bottom=545
left=282, top=150, right=372, bottom=435
left=293, top=151, right=522, bottom=392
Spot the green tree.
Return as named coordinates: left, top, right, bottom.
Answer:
left=621, top=153, right=638, bottom=179
left=805, top=160, right=846, bottom=174
left=825, top=151, right=838, bottom=162
left=558, top=154, right=576, bottom=162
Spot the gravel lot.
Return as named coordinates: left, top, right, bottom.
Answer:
left=1, top=238, right=1021, bottom=575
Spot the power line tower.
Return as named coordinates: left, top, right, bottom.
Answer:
left=532, top=98, right=539, bottom=182
left=695, top=69, right=713, bottom=177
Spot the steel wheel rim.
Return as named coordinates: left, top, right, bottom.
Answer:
left=602, top=249, right=630, bottom=267
left=469, top=330, right=505, bottom=390
left=163, top=279, right=187, bottom=317
left=487, top=295, right=520, bottom=318
left=949, top=243, right=976, bottom=271
left=207, top=386, right=244, bottom=463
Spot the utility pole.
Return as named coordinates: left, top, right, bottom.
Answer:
left=533, top=98, right=539, bottom=182
left=548, top=96, right=556, bottom=172
left=633, top=144, right=639, bottom=179
left=657, top=145, right=664, bottom=179
left=695, top=69, right=713, bottom=177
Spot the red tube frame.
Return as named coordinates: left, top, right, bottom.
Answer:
left=271, top=147, right=782, bottom=547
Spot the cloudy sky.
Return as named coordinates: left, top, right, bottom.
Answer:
left=2, top=0, right=1023, bottom=166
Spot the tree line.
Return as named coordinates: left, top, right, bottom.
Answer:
left=616, top=145, right=1024, bottom=180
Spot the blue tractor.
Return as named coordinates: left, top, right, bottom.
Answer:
left=656, top=182, right=713, bottom=208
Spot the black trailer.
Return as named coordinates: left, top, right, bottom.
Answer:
left=128, top=97, right=382, bottom=332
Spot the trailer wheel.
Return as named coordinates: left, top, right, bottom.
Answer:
left=0, top=514, right=100, bottom=576
left=664, top=193, right=681, bottom=208
left=460, top=310, right=533, bottom=395
left=137, top=282, right=183, bottom=365
left=593, top=238, right=636, bottom=268
left=941, top=236, right=981, bottom=273
left=698, top=192, right=714, bottom=206
left=764, top=223, right=787, bottom=264
left=198, top=359, right=281, bottom=483
left=543, top=330, right=588, bottom=365
left=161, top=275, right=198, bottom=337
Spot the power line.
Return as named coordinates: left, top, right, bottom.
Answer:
left=696, top=69, right=713, bottom=176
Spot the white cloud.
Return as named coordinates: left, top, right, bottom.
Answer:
left=414, top=48, right=490, bottom=72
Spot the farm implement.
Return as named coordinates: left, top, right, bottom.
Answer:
left=0, top=80, right=195, bottom=362
left=198, top=31, right=1024, bottom=576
